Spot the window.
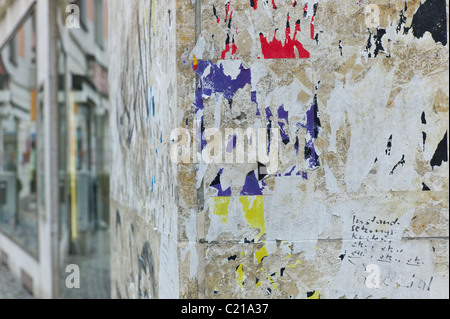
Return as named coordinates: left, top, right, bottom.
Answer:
left=0, top=9, right=38, bottom=256
left=94, top=0, right=104, bottom=48
left=8, top=36, right=17, bottom=65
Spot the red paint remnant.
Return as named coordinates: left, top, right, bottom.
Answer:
left=303, top=2, right=319, bottom=40
left=272, top=0, right=277, bottom=9
left=259, top=17, right=310, bottom=59
left=213, top=4, right=221, bottom=24
left=224, top=1, right=233, bottom=29
left=193, top=54, right=198, bottom=71
left=293, top=0, right=297, bottom=7
left=225, top=1, right=232, bottom=21
left=251, top=0, right=258, bottom=10
left=221, top=45, right=230, bottom=60
left=310, top=3, right=318, bottom=40
left=220, top=34, right=238, bottom=60
left=232, top=40, right=238, bottom=55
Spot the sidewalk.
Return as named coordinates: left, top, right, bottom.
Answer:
left=0, top=229, right=109, bottom=299
left=0, top=265, right=35, bottom=299
left=59, top=229, right=111, bottom=299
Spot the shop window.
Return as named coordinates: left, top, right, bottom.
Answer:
left=0, top=10, right=38, bottom=256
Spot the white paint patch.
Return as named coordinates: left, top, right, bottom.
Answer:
left=326, top=61, right=439, bottom=193
left=324, top=162, right=341, bottom=193
left=249, top=61, right=268, bottom=86
left=205, top=196, right=254, bottom=242
left=264, top=183, right=332, bottom=259
left=191, top=34, right=206, bottom=60
left=159, top=234, right=180, bottom=298
left=181, top=210, right=199, bottom=279
left=214, top=94, right=223, bottom=129
left=218, top=60, right=247, bottom=80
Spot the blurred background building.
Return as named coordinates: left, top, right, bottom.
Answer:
left=0, top=0, right=110, bottom=299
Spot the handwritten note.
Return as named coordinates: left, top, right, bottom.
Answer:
left=346, top=215, right=424, bottom=267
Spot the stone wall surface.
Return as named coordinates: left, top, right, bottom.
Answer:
left=109, top=0, right=449, bottom=299
left=109, top=0, right=179, bottom=299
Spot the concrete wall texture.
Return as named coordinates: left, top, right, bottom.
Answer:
left=109, top=0, right=449, bottom=299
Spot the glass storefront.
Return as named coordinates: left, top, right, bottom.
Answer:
left=0, top=9, right=38, bottom=257
left=1, top=2, right=110, bottom=298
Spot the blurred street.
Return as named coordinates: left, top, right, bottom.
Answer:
left=0, top=265, right=34, bottom=299
left=1, top=0, right=111, bottom=299
left=59, top=229, right=110, bottom=299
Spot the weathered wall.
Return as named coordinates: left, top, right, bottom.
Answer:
left=109, top=0, right=180, bottom=298
left=110, top=0, right=449, bottom=299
